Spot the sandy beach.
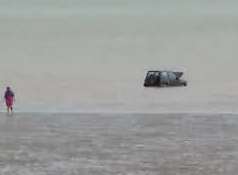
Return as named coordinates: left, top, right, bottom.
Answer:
left=0, top=112, right=238, bottom=175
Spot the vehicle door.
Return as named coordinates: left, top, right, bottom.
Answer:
left=168, top=72, right=179, bottom=86
left=160, top=71, right=169, bottom=85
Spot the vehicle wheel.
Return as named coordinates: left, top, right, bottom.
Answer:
left=184, top=82, right=187, bottom=86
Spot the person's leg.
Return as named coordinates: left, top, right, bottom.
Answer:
left=6, top=98, right=13, bottom=113
left=6, top=103, right=11, bottom=113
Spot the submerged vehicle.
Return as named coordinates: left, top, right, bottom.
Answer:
left=144, top=70, right=187, bottom=87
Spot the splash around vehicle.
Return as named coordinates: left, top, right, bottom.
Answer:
left=144, top=70, right=187, bottom=87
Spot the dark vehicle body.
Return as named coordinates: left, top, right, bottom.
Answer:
left=144, top=71, right=187, bottom=87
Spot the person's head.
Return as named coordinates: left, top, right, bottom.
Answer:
left=6, top=86, right=10, bottom=91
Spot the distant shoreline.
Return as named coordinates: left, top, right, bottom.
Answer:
left=3, top=111, right=238, bottom=116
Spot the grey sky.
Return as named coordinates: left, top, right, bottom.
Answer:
left=0, top=0, right=237, bottom=16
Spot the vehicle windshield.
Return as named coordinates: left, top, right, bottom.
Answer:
left=147, top=72, right=159, bottom=77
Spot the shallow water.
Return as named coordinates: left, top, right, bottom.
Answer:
left=0, top=1, right=237, bottom=112
left=0, top=15, right=237, bottom=113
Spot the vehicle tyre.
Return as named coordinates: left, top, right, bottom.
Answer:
left=184, top=82, right=187, bottom=86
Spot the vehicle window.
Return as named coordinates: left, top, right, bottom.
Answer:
left=147, top=72, right=153, bottom=77
left=161, top=72, right=169, bottom=82
left=168, top=72, right=176, bottom=81
left=147, top=72, right=159, bottom=77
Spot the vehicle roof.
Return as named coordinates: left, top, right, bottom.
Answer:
left=146, top=70, right=184, bottom=78
left=147, top=70, right=173, bottom=73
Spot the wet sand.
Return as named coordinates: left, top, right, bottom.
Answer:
left=0, top=112, right=238, bottom=174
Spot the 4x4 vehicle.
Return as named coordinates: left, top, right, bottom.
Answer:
left=144, top=71, right=187, bottom=87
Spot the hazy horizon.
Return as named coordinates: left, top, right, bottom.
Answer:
left=0, top=0, right=238, bottom=17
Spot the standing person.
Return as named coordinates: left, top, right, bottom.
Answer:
left=4, top=86, right=15, bottom=113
